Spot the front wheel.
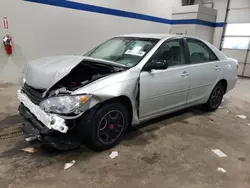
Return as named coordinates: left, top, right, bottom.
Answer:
left=203, top=82, right=225, bottom=111
left=83, top=102, right=129, bottom=151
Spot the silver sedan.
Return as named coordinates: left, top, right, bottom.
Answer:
left=18, top=34, right=238, bottom=150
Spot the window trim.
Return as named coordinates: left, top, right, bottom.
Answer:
left=142, top=38, right=188, bottom=71
left=185, top=38, right=219, bottom=64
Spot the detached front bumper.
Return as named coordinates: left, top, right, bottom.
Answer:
left=17, top=90, right=84, bottom=150
left=19, top=104, right=83, bottom=150
left=17, top=90, right=68, bottom=133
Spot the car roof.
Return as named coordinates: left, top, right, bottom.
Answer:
left=118, top=33, right=173, bottom=39
left=118, top=33, right=203, bottom=40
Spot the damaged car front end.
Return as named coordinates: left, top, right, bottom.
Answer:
left=18, top=57, right=132, bottom=150
left=18, top=36, right=159, bottom=150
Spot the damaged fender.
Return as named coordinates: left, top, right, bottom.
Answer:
left=72, top=68, right=141, bottom=125
left=20, top=55, right=141, bottom=130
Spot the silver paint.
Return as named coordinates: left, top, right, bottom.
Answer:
left=23, top=56, right=127, bottom=89
left=22, top=34, right=237, bottom=126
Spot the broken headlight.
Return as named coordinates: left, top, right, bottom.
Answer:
left=19, top=63, right=28, bottom=87
left=19, top=75, right=26, bottom=87
left=40, top=95, right=91, bottom=114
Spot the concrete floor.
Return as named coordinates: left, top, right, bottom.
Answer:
left=0, top=78, right=250, bottom=188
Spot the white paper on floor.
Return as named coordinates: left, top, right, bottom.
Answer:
left=218, top=106, right=223, bottom=109
left=237, top=115, right=247, bottom=119
left=109, top=151, right=118, bottom=159
left=25, top=137, right=37, bottom=142
left=212, top=149, right=228, bottom=157
left=64, top=160, right=76, bottom=170
left=247, top=124, right=250, bottom=126
left=217, top=167, right=226, bottom=173
left=21, top=147, right=37, bottom=153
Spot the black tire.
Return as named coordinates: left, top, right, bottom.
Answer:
left=203, top=82, right=225, bottom=111
left=83, top=102, right=129, bottom=151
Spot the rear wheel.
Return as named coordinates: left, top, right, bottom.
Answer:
left=203, top=82, right=225, bottom=111
left=83, top=102, right=129, bottom=151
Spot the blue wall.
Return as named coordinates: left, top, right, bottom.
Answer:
left=24, top=0, right=224, bottom=27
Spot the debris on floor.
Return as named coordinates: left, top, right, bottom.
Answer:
left=212, top=149, right=228, bottom=157
left=247, top=123, right=250, bottom=126
left=237, top=115, right=247, bottom=119
left=64, top=160, right=76, bottom=170
left=217, top=167, right=226, bottom=173
left=21, top=147, right=38, bottom=153
left=218, top=106, right=223, bottom=109
left=25, top=136, right=37, bottom=142
left=109, top=151, right=119, bottom=159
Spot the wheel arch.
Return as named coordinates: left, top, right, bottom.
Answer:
left=218, top=79, right=228, bottom=94
left=98, top=95, right=133, bottom=126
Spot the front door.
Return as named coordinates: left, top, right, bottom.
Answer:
left=185, top=38, right=222, bottom=104
left=139, top=39, right=190, bottom=120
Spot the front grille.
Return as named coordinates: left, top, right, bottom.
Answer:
left=22, top=83, right=46, bottom=105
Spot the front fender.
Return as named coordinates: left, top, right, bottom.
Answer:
left=73, top=67, right=140, bottom=125
left=89, top=78, right=139, bottom=125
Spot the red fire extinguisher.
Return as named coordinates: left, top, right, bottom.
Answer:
left=3, top=35, right=12, bottom=55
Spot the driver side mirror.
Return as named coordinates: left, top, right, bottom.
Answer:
left=144, top=60, right=168, bottom=71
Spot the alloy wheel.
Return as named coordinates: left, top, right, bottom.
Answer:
left=211, top=87, right=223, bottom=107
left=97, top=110, right=125, bottom=144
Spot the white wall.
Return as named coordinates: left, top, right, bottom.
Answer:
left=0, top=0, right=181, bottom=83
left=171, top=4, right=217, bottom=43
left=228, top=0, right=250, bottom=23
left=194, top=0, right=227, bottom=22
left=70, top=0, right=179, bottom=18
left=225, top=0, right=250, bottom=77
left=195, top=0, right=250, bottom=52
left=194, top=0, right=228, bottom=48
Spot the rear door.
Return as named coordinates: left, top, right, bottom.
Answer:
left=185, top=38, right=222, bottom=104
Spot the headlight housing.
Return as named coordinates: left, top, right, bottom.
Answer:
left=19, top=63, right=28, bottom=87
left=40, top=95, right=91, bottom=114
left=19, top=74, right=26, bottom=87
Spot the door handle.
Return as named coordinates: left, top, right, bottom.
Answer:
left=181, top=71, right=189, bottom=77
left=225, top=64, right=231, bottom=69
left=214, top=65, right=221, bottom=71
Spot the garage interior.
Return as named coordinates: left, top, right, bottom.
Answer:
left=0, top=0, right=250, bottom=188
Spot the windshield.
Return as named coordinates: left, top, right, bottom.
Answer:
left=85, top=37, right=159, bottom=67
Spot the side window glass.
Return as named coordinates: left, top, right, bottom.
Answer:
left=151, top=39, right=185, bottom=67
left=187, top=39, right=218, bottom=64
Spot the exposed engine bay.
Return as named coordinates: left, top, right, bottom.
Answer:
left=47, top=61, right=126, bottom=97
left=18, top=53, right=138, bottom=150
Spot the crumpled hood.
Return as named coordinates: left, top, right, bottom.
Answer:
left=24, top=56, right=85, bottom=89
left=23, top=55, right=128, bottom=89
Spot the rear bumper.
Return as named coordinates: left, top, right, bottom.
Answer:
left=19, top=104, right=82, bottom=150
left=226, top=76, right=238, bottom=93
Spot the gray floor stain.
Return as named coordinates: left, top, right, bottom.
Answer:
left=0, top=78, right=250, bottom=188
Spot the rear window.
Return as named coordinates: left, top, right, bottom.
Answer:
left=187, top=39, right=218, bottom=64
